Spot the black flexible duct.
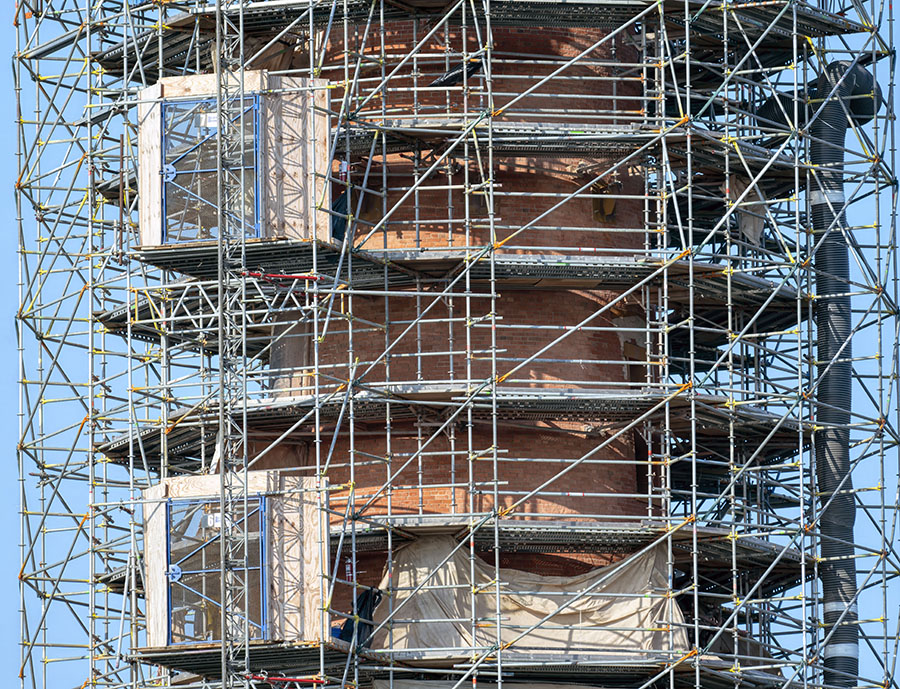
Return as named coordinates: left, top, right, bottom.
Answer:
left=810, top=60, right=879, bottom=687
left=757, top=61, right=881, bottom=686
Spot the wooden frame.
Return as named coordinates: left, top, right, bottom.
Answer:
left=141, top=471, right=325, bottom=649
left=137, top=72, right=331, bottom=247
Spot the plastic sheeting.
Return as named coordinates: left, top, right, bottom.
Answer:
left=370, top=535, right=689, bottom=658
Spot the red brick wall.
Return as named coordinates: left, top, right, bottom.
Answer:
left=256, top=24, right=651, bottom=618
left=319, top=24, right=642, bottom=125
left=350, top=161, right=645, bottom=253
left=308, top=288, right=637, bottom=388
left=255, top=421, right=642, bottom=518
left=322, top=21, right=646, bottom=255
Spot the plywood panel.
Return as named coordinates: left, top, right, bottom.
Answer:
left=311, top=86, right=332, bottom=242
left=270, top=474, right=300, bottom=640
left=141, top=482, right=168, bottom=647
left=164, top=471, right=270, bottom=499
left=268, top=472, right=293, bottom=640
left=137, top=83, right=162, bottom=247
left=261, top=77, right=287, bottom=238
left=301, top=476, right=326, bottom=641
left=262, top=76, right=330, bottom=242
left=164, top=473, right=217, bottom=499
left=268, top=474, right=325, bottom=642
left=159, top=72, right=265, bottom=99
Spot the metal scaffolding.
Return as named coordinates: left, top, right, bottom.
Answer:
left=14, top=1, right=899, bottom=689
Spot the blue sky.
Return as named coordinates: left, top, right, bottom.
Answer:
left=2, top=14, right=23, bottom=669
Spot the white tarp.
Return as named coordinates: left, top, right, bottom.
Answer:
left=370, top=535, right=689, bottom=658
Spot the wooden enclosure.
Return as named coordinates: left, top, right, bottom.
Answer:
left=141, top=471, right=325, bottom=648
left=137, top=72, right=331, bottom=246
